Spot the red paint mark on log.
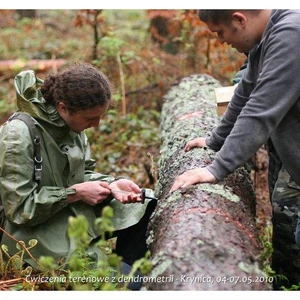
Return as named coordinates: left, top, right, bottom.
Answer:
left=177, top=111, right=203, bottom=120
left=171, top=206, right=259, bottom=247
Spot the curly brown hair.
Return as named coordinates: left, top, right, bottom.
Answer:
left=41, top=63, right=112, bottom=113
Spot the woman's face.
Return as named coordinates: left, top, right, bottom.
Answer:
left=57, top=102, right=110, bottom=133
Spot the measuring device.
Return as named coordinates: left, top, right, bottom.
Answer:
left=141, top=188, right=158, bottom=204
left=111, top=188, right=158, bottom=204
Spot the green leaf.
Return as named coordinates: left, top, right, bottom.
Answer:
left=38, top=256, right=58, bottom=270
left=20, top=265, right=33, bottom=276
left=102, top=206, right=114, bottom=218
left=16, top=240, right=26, bottom=250
left=1, top=244, right=8, bottom=253
left=28, top=239, right=38, bottom=248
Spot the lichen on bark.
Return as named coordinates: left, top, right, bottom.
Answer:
left=146, top=74, right=271, bottom=291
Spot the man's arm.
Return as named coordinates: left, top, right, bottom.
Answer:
left=207, top=22, right=300, bottom=181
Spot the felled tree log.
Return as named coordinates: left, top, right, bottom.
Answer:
left=0, top=59, right=67, bottom=77
left=146, top=74, right=271, bottom=291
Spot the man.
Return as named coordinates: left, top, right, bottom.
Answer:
left=170, top=10, right=300, bottom=289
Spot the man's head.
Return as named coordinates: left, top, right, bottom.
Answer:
left=198, top=10, right=271, bottom=53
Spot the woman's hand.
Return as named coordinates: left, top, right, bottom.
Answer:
left=170, top=167, right=216, bottom=193
left=67, top=181, right=112, bottom=205
left=109, top=179, right=142, bottom=204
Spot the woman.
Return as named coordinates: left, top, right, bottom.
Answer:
left=0, top=63, right=155, bottom=288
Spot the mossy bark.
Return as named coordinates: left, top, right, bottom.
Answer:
left=146, top=74, right=271, bottom=291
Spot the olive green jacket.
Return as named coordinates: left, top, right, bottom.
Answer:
left=0, top=70, right=150, bottom=268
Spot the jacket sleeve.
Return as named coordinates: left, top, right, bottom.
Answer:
left=0, top=120, right=69, bottom=226
left=207, top=21, right=300, bottom=181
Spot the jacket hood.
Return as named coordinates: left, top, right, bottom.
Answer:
left=14, top=70, right=65, bottom=127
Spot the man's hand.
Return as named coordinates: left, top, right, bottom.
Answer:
left=110, top=179, right=142, bottom=204
left=184, top=137, right=207, bottom=152
left=170, top=167, right=216, bottom=193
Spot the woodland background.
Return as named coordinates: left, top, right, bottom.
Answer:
left=0, top=9, right=273, bottom=291
left=0, top=9, right=246, bottom=188
left=0, top=7, right=270, bottom=253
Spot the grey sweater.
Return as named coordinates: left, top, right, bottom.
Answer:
left=206, top=10, right=300, bottom=185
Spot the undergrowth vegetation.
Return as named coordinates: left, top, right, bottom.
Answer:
left=1, top=207, right=152, bottom=291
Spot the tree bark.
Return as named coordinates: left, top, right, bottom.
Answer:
left=146, top=74, right=271, bottom=290
left=16, top=10, right=37, bottom=19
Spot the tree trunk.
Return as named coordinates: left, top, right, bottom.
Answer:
left=0, top=59, right=67, bottom=77
left=16, top=10, right=37, bottom=19
left=146, top=74, right=271, bottom=290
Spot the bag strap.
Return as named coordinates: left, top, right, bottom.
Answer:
left=8, top=112, right=42, bottom=182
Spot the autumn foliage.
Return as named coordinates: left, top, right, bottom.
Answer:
left=147, top=9, right=246, bottom=83
left=0, top=9, right=247, bottom=187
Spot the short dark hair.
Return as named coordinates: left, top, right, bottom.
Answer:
left=41, top=62, right=112, bottom=113
left=198, top=10, right=234, bottom=25
left=198, top=10, right=262, bottom=25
